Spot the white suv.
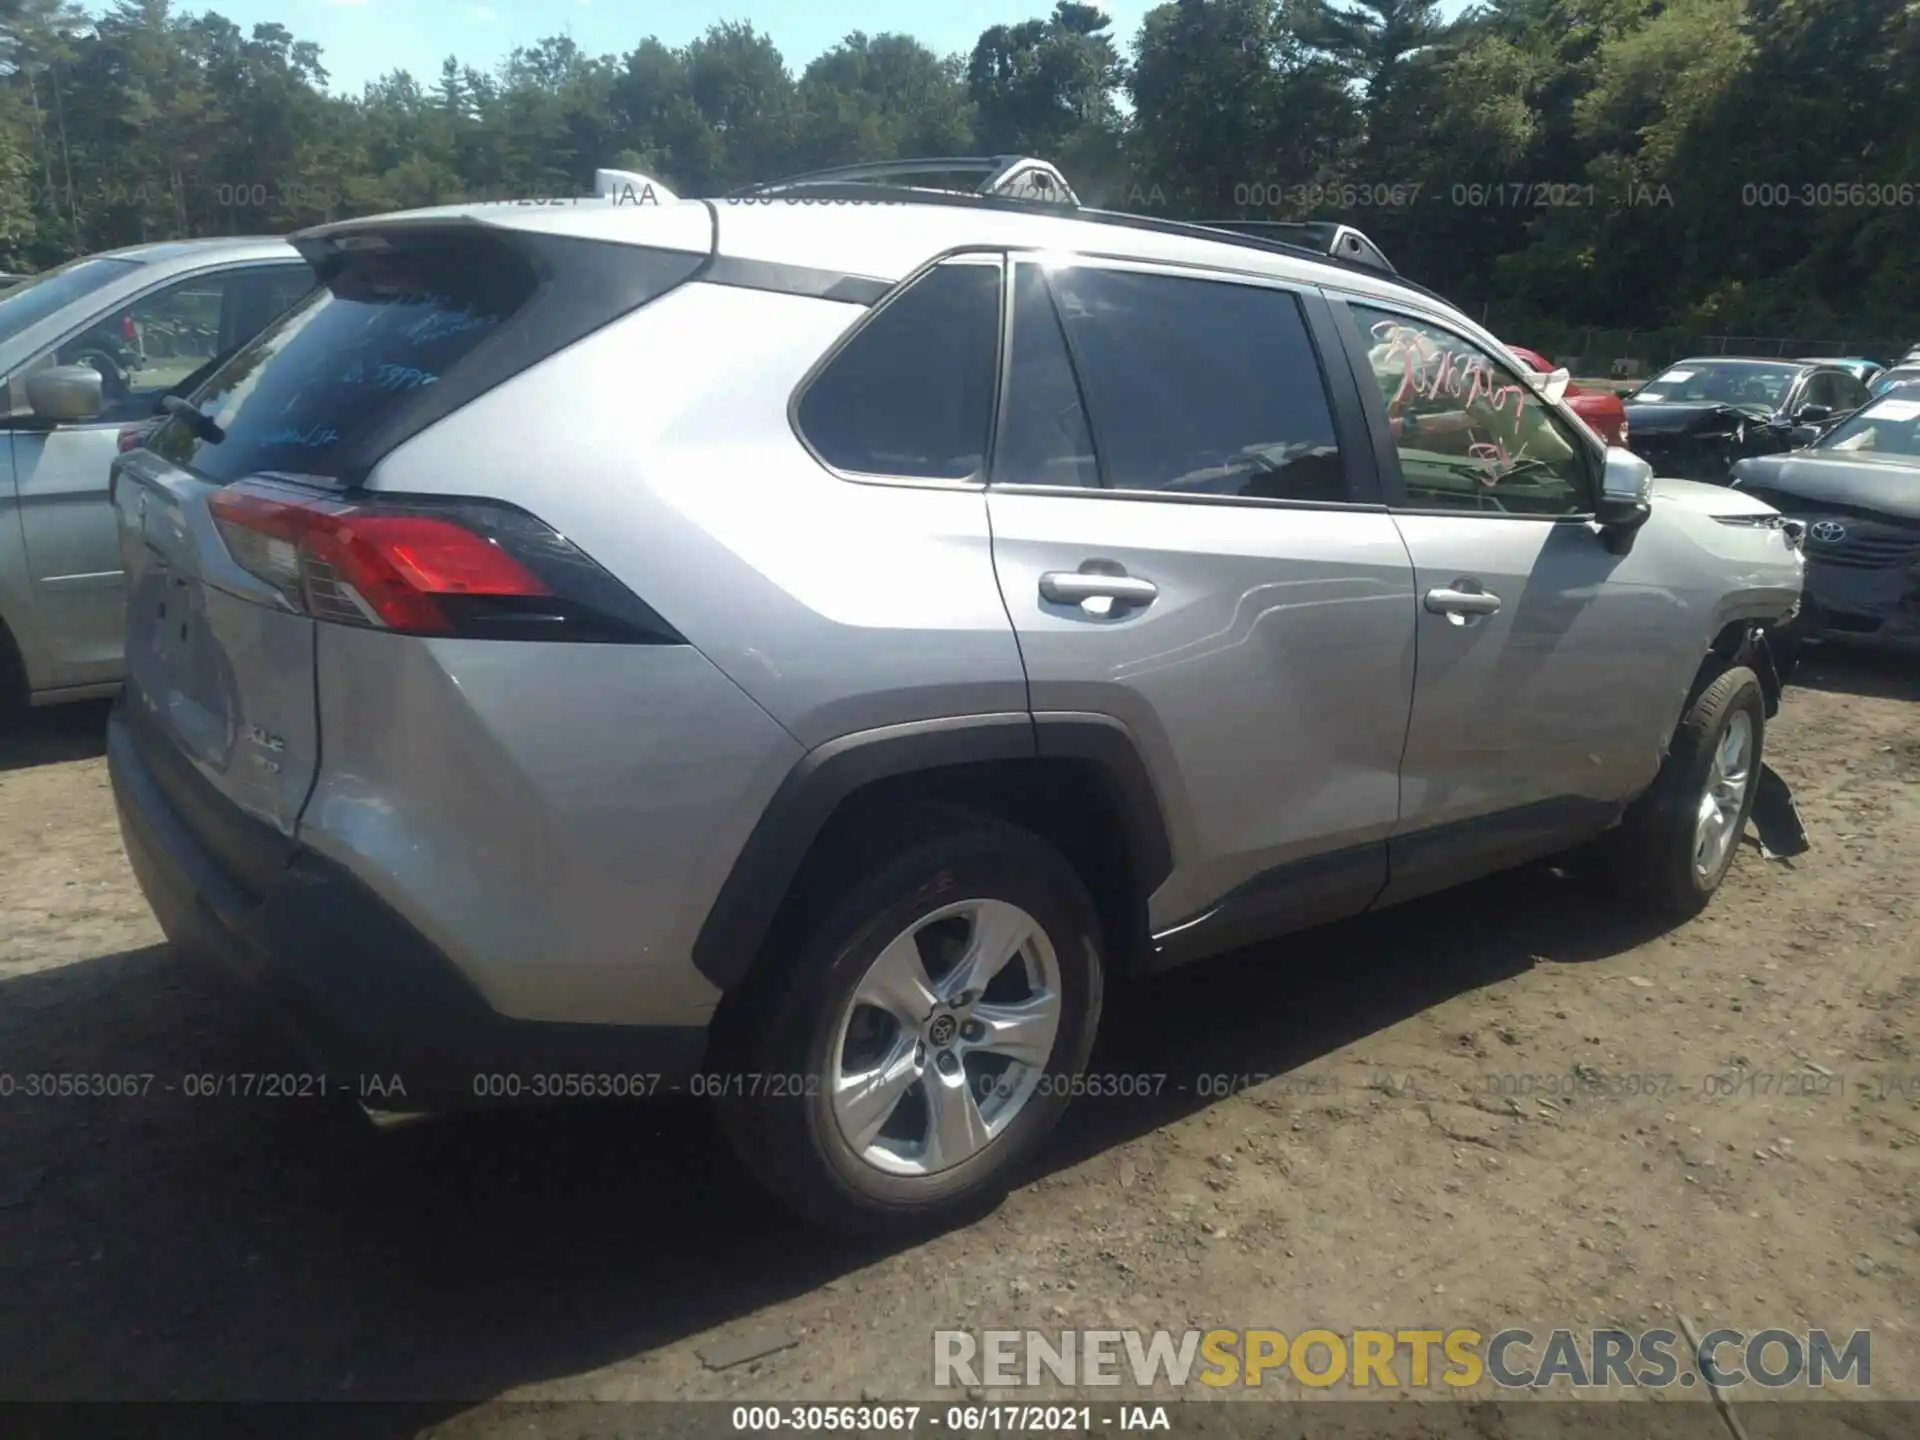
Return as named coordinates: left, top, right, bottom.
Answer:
left=107, top=167, right=1805, bottom=1231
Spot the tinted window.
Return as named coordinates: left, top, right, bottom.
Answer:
left=151, top=238, right=537, bottom=485
left=798, top=261, right=1001, bottom=480
left=0, top=256, right=139, bottom=347
left=1354, top=305, right=1593, bottom=517
left=992, top=263, right=1097, bottom=489
left=1046, top=267, right=1346, bottom=503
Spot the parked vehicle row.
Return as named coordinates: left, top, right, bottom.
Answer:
left=1618, top=357, right=1870, bottom=482
left=91, top=166, right=1805, bottom=1231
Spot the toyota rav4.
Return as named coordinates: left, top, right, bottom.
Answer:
left=107, top=181, right=1805, bottom=1232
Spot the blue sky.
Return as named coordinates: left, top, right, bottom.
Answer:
left=149, top=0, right=1160, bottom=91
left=111, top=0, right=1471, bottom=95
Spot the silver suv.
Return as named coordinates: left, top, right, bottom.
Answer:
left=0, top=238, right=314, bottom=714
left=106, top=180, right=1805, bottom=1232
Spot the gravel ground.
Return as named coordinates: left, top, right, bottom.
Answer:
left=1, top=651, right=1915, bottom=1435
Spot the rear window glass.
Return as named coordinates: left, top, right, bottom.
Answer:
left=150, top=238, right=538, bottom=485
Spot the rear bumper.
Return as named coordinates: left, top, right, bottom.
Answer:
left=108, top=701, right=710, bottom=1109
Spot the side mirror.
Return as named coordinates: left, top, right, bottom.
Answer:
left=1792, top=403, right=1834, bottom=425
left=1596, top=446, right=1654, bottom=551
left=25, top=363, right=106, bottom=423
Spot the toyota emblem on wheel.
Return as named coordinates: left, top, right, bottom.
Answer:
left=1809, top=520, right=1847, bottom=543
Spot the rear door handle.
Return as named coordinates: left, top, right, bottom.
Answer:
left=1039, top=570, right=1159, bottom=607
left=1424, top=586, right=1502, bottom=617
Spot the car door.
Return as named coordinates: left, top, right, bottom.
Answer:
left=6, top=260, right=309, bottom=689
left=985, top=255, right=1418, bottom=959
left=1333, top=297, right=1693, bottom=906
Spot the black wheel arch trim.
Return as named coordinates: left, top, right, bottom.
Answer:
left=691, top=711, right=1174, bottom=992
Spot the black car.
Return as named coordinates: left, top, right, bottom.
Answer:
left=1624, top=357, right=1870, bottom=482
left=1730, top=392, right=1920, bottom=652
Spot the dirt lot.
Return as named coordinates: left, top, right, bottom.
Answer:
left=1, top=653, right=1916, bottom=1434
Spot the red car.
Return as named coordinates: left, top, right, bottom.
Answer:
left=1507, top=344, right=1629, bottom=446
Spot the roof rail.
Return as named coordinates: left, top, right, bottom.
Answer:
left=723, top=156, right=1412, bottom=289
left=732, top=155, right=1081, bottom=207
left=1195, top=220, right=1397, bottom=276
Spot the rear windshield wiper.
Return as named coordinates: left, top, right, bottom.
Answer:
left=161, top=394, right=225, bottom=445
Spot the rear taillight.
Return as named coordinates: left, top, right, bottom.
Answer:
left=208, top=484, right=683, bottom=644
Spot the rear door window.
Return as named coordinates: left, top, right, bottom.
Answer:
left=992, top=261, right=1098, bottom=489
left=796, top=258, right=1002, bottom=481
left=150, top=238, right=539, bottom=485
left=1041, top=266, right=1349, bottom=503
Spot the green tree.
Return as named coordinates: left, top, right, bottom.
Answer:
left=968, top=2, right=1121, bottom=158
left=793, top=33, right=974, bottom=174
left=1128, top=0, right=1358, bottom=217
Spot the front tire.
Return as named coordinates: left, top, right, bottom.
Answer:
left=1609, top=664, right=1766, bottom=919
left=714, top=814, right=1105, bottom=1235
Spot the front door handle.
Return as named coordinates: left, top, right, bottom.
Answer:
left=1039, top=569, right=1159, bottom=608
left=1424, top=585, right=1502, bottom=617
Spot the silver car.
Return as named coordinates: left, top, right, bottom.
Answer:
left=106, top=182, right=1805, bottom=1232
left=0, top=238, right=314, bottom=713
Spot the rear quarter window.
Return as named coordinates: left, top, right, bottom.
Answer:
left=150, top=237, right=539, bottom=485
left=795, top=259, right=1002, bottom=481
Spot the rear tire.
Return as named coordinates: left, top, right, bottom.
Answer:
left=713, top=813, right=1105, bottom=1235
left=1607, top=664, right=1765, bottom=920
